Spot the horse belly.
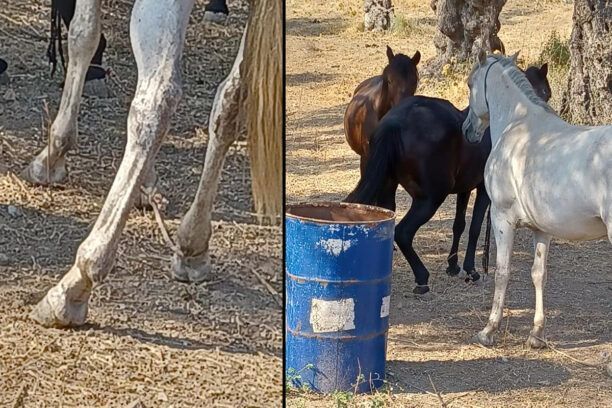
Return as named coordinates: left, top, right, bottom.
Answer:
left=519, top=201, right=607, bottom=241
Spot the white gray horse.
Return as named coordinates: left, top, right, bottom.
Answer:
left=463, top=52, right=611, bottom=348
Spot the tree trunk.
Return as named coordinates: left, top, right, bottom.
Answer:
left=428, top=0, right=506, bottom=72
left=561, top=0, right=612, bottom=125
left=241, top=0, right=282, bottom=222
left=364, top=0, right=393, bottom=31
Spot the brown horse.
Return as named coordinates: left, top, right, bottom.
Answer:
left=344, top=46, right=420, bottom=174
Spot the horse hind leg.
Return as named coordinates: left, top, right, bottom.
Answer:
left=462, top=183, right=491, bottom=282
left=395, top=196, right=445, bottom=296
left=171, top=30, right=245, bottom=283
left=21, top=0, right=102, bottom=185
left=526, top=231, right=552, bottom=349
left=446, top=191, right=469, bottom=277
left=30, top=0, right=195, bottom=327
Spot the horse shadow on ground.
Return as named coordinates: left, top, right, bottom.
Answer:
left=387, top=357, right=571, bottom=394
left=286, top=17, right=348, bottom=37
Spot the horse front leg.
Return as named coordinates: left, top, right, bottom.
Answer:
left=29, top=0, right=195, bottom=327
left=395, top=196, right=445, bottom=296
left=22, top=0, right=102, bottom=185
left=462, top=183, right=490, bottom=281
left=476, top=206, right=515, bottom=346
left=171, top=30, right=245, bottom=282
left=526, top=231, right=551, bottom=349
left=446, top=191, right=469, bottom=277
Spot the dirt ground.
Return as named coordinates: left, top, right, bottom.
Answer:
left=0, top=0, right=281, bottom=406
left=286, top=0, right=611, bottom=406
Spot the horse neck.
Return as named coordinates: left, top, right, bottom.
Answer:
left=377, top=81, right=392, bottom=119
left=486, top=68, right=550, bottom=146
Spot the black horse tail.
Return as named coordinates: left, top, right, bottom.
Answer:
left=482, top=206, right=491, bottom=275
left=47, top=0, right=66, bottom=77
left=344, top=123, right=400, bottom=207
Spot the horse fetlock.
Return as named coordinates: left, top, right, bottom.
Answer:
left=171, top=251, right=211, bottom=283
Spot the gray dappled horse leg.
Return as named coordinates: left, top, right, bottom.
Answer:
left=171, top=30, right=245, bottom=283
left=29, top=0, right=195, bottom=327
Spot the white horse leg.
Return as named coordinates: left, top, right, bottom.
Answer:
left=476, top=207, right=516, bottom=346
left=526, top=231, right=552, bottom=348
left=172, top=30, right=245, bottom=282
left=29, top=0, right=195, bottom=327
left=22, top=0, right=102, bottom=185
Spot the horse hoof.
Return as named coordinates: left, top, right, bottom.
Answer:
left=29, top=286, right=89, bottom=328
left=526, top=335, right=548, bottom=349
left=171, top=252, right=211, bottom=284
left=446, top=264, right=461, bottom=276
left=475, top=331, right=495, bottom=346
left=413, top=285, right=430, bottom=295
left=464, top=270, right=481, bottom=284
left=20, top=158, right=67, bottom=186
left=83, top=78, right=111, bottom=98
left=204, top=11, right=227, bottom=23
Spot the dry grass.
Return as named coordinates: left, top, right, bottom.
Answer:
left=0, top=0, right=281, bottom=406
left=286, top=0, right=611, bottom=406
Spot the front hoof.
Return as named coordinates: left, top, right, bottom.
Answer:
left=413, top=285, right=430, bottom=295
left=446, top=264, right=461, bottom=276
left=29, top=286, right=88, bottom=328
left=171, top=252, right=211, bottom=283
left=475, top=330, right=495, bottom=346
left=526, top=334, right=548, bottom=349
left=21, top=158, right=67, bottom=186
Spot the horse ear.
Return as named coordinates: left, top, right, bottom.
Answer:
left=540, top=62, right=548, bottom=78
left=477, top=50, right=487, bottom=66
left=386, top=46, right=394, bottom=62
left=412, top=50, right=421, bottom=65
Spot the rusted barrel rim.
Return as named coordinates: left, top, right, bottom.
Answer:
left=286, top=201, right=395, bottom=225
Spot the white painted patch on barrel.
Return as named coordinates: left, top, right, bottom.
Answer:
left=310, top=298, right=356, bottom=333
left=317, top=238, right=353, bottom=256
left=380, top=296, right=390, bottom=318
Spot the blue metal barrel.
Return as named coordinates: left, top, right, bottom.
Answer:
left=286, top=202, right=395, bottom=393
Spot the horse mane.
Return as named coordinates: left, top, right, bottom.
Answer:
left=484, top=54, right=556, bottom=115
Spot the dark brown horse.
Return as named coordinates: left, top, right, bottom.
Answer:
left=346, top=63, right=551, bottom=295
left=344, top=46, right=420, bottom=174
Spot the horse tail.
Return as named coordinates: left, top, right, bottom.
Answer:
left=344, top=123, right=400, bottom=206
left=242, top=0, right=282, bottom=224
left=482, top=206, right=492, bottom=275
left=47, top=0, right=66, bottom=77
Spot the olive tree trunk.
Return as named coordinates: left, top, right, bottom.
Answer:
left=561, top=0, right=612, bottom=125
left=428, top=0, right=506, bottom=72
left=364, top=0, right=393, bottom=31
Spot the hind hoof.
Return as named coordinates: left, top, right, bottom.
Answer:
left=171, top=252, right=211, bottom=283
left=526, top=334, right=547, bottom=349
left=446, top=264, right=461, bottom=276
left=464, top=270, right=481, bottom=284
left=413, top=285, right=430, bottom=295
left=475, top=330, right=495, bottom=346
left=204, top=11, right=228, bottom=23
